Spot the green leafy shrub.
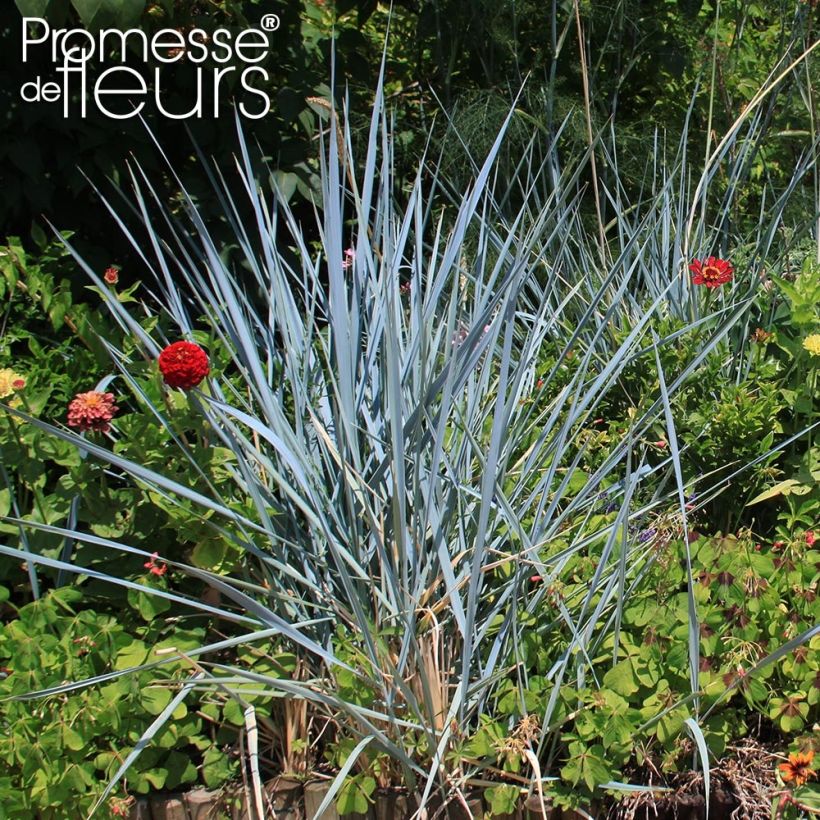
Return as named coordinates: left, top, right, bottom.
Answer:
left=461, top=528, right=818, bottom=810
left=0, top=587, right=237, bottom=819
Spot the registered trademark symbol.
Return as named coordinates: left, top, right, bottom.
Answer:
left=261, top=14, right=280, bottom=31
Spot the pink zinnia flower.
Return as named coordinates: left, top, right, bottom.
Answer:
left=806, top=530, right=815, bottom=547
left=67, top=391, right=118, bottom=433
left=103, top=266, right=119, bottom=285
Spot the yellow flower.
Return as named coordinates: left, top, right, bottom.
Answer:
left=803, top=334, right=820, bottom=356
left=0, top=368, right=26, bottom=399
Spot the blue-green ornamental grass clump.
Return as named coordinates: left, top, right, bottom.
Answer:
left=0, top=60, right=818, bottom=819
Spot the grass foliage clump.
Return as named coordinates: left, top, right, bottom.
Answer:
left=2, top=59, right=819, bottom=816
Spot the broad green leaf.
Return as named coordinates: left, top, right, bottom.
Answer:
left=191, top=538, right=228, bottom=570
left=114, top=640, right=150, bottom=671
left=141, top=687, right=172, bottom=715
left=603, top=659, right=640, bottom=697
left=223, top=697, right=245, bottom=726
left=486, top=784, right=521, bottom=816
left=337, top=775, right=376, bottom=816
left=62, top=725, right=86, bottom=752
left=202, top=748, right=235, bottom=788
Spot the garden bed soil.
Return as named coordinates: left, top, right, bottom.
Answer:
left=124, top=783, right=746, bottom=820
left=127, top=786, right=588, bottom=819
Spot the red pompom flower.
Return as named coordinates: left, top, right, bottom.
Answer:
left=158, top=341, right=210, bottom=390
left=689, top=256, right=734, bottom=288
left=67, top=391, right=118, bottom=433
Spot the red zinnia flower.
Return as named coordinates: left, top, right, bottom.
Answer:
left=67, top=391, right=118, bottom=433
left=103, top=266, right=119, bottom=285
left=778, top=750, right=815, bottom=786
left=689, top=256, right=734, bottom=288
left=158, top=341, right=209, bottom=390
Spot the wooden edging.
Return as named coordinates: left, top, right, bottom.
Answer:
left=127, top=778, right=737, bottom=819
left=126, top=781, right=581, bottom=820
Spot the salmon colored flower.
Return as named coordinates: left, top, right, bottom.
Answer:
left=0, top=369, right=25, bottom=399
left=143, top=552, right=167, bottom=577
left=778, top=750, right=815, bottom=786
left=689, top=256, right=734, bottom=288
left=67, top=391, right=118, bottom=433
left=103, top=266, right=119, bottom=285
left=803, top=334, right=820, bottom=356
left=158, top=341, right=209, bottom=390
